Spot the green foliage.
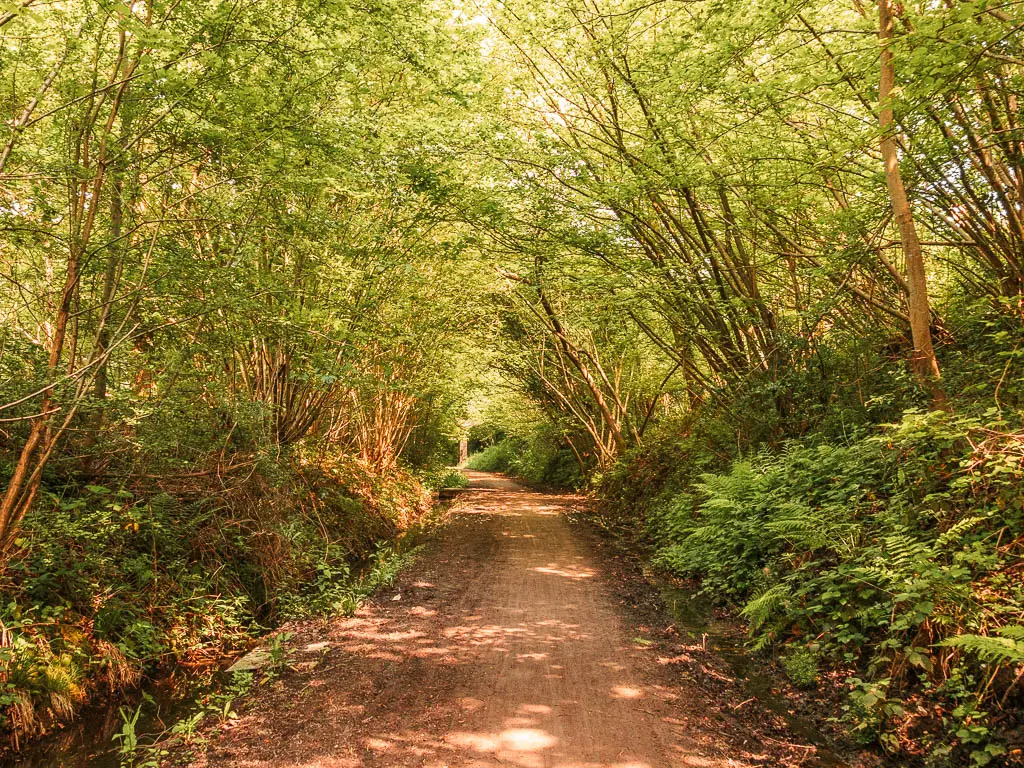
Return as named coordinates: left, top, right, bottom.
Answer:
left=467, top=427, right=584, bottom=489
left=420, top=468, right=469, bottom=491
left=0, top=457, right=427, bottom=749
left=2, top=0, right=1024, bottom=762
left=280, top=543, right=419, bottom=620
left=941, top=626, right=1024, bottom=667
left=466, top=440, right=518, bottom=473
left=781, top=647, right=820, bottom=689
left=647, top=410, right=1024, bottom=762
left=112, top=704, right=150, bottom=768
left=0, top=0, right=481, bottom=748
left=110, top=669, right=260, bottom=768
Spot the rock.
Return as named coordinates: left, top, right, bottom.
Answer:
left=227, top=648, right=273, bottom=672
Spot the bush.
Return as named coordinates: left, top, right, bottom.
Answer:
left=648, top=410, right=1024, bottom=762
left=467, top=428, right=583, bottom=489
left=466, top=440, right=516, bottom=472
left=420, top=467, right=469, bottom=491
left=781, top=646, right=819, bottom=688
left=0, top=454, right=430, bottom=750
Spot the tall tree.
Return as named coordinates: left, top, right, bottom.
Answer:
left=877, top=0, right=942, bottom=392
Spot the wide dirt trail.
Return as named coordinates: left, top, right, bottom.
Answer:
left=193, top=472, right=788, bottom=768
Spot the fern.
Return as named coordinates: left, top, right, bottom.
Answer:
left=996, top=625, right=1024, bottom=641
left=741, top=584, right=790, bottom=630
left=941, top=626, right=1024, bottom=666
left=642, top=409, right=1024, bottom=761
left=935, top=515, right=984, bottom=549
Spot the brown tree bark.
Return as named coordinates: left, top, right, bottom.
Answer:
left=878, top=0, right=945, bottom=400
left=535, top=288, right=627, bottom=456
left=0, top=251, right=80, bottom=548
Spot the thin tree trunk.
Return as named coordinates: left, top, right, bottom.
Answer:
left=93, top=174, right=123, bottom=404
left=0, top=248, right=80, bottom=548
left=878, top=0, right=944, bottom=399
left=537, top=289, right=626, bottom=455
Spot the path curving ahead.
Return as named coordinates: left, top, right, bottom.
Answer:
left=190, top=472, right=776, bottom=768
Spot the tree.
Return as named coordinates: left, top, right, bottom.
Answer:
left=877, top=0, right=942, bottom=393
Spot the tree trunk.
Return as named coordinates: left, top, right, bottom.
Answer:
left=0, top=247, right=80, bottom=549
left=878, top=0, right=945, bottom=400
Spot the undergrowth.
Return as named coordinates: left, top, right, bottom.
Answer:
left=419, top=467, right=469, bottom=491
left=619, top=411, right=1024, bottom=766
left=111, top=543, right=422, bottom=768
left=467, top=425, right=583, bottom=489
left=0, top=452, right=431, bottom=753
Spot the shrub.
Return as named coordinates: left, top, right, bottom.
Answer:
left=0, top=455, right=430, bottom=750
left=781, top=646, right=819, bottom=688
left=466, top=440, right=515, bottom=472
left=648, top=410, right=1024, bottom=762
left=420, top=467, right=469, bottom=491
left=466, top=426, right=583, bottom=489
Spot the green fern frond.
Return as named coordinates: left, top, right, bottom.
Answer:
left=941, top=631, right=1024, bottom=666
left=935, top=516, right=984, bottom=549
left=740, top=583, right=790, bottom=630
left=996, top=625, right=1024, bottom=641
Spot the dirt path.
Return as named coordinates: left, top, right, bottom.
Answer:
left=189, top=472, right=831, bottom=768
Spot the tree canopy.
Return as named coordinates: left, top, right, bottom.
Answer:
left=2, top=0, right=1023, bottom=762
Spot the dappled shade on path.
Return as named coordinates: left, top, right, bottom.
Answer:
left=188, top=472, right=777, bottom=767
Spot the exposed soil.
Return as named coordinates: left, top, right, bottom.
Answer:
left=181, top=471, right=866, bottom=768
